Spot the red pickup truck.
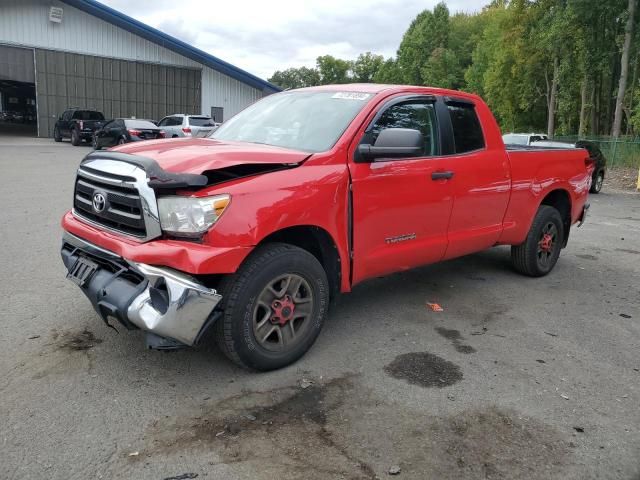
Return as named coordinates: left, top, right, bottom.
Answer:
left=61, top=84, right=591, bottom=370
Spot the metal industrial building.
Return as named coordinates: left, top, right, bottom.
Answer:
left=0, top=0, right=280, bottom=138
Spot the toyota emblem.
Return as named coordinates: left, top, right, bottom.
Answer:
left=92, top=192, right=106, bottom=213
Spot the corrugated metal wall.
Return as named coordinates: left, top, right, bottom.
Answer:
left=35, top=49, right=201, bottom=137
left=201, top=67, right=266, bottom=121
left=0, top=0, right=268, bottom=121
left=1, top=0, right=200, bottom=68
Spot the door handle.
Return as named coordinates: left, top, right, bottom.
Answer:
left=431, top=171, right=454, bottom=180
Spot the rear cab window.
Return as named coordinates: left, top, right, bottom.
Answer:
left=446, top=101, right=485, bottom=153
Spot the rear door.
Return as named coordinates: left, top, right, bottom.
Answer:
left=438, top=98, right=511, bottom=260
left=349, top=95, right=455, bottom=284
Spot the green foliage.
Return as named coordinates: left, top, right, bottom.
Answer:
left=268, top=0, right=636, bottom=136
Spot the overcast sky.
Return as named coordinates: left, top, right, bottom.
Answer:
left=100, top=0, right=486, bottom=81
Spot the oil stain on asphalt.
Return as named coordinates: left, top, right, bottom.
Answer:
left=133, top=373, right=573, bottom=479
left=435, top=327, right=477, bottom=354
left=56, top=328, right=103, bottom=351
left=137, top=375, right=377, bottom=480
left=384, top=352, right=463, bottom=387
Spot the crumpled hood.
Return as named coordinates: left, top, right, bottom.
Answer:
left=110, top=137, right=312, bottom=174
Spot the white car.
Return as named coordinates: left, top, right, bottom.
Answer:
left=502, top=133, right=548, bottom=146
left=157, top=114, right=219, bottom=138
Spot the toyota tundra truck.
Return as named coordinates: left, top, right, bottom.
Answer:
left=60, top=84, right=592, bottom=371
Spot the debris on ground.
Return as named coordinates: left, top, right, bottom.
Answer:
left=447, top=393, right=455, bottom=401
left=245, top=414, right=257, bottom=421
left=162, top=474, right=198, bottom=480
left=573, top=427, right=585, bottom=433
left=471, top=327, right=487, bottom=336
left=536, top=359, right=546, bottom=364
left=426, top=302, right=444, bottom=312
left=300, top=378, right=314, bottom=389
left=127, top=451, right=139, bottom=457
left=27, top=335, right=40, bottom=340
left=560, top=394, right=570, bottom=400
left=619, top=313, right=632, bottom=319
left=388, top=465, right=401, bottom=475
left=544, top=331, right=558, bottom=337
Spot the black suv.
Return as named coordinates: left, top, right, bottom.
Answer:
left=54, top=109, right=106, bottom=146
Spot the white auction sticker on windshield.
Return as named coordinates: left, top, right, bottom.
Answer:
left=331, top=92, right=371, bottom=101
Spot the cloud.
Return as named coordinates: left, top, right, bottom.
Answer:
left=99, top=0, right=486, bottom=80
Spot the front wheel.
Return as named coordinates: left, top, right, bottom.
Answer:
left=53, top=127, right=62, bottom=142
left=118, top=137, right=126, bottom=145
left=511, top=205, right=564, bottom=277
left=215, top=243, right=329, bottom=371
left=590, top=171, right=603, bottom=194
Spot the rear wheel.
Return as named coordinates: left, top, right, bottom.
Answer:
left=53, top=127, right=62, bottom=142
left=511, top=205, right=564, bottom=277
left=215, top=243, right=329, bottom=371
left=71, top=128, right=80, bottom=146
left=118, top=137, right=126, bottom=145
left=590, top=171, right=603, bottom=194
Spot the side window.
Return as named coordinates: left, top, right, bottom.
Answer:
left=62, top=110, right=72, bottom=121
left=102, top=120, right=113, bottom=129
left=447, top=103, right=485, bottom=153
left=158, top=117, right=169, bottom=127
left=365, top=101, right=438, bottom=157
left=170, top=117, right=183, bottom=126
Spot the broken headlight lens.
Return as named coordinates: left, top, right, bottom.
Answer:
left=157, top=194, right=230, bottom=237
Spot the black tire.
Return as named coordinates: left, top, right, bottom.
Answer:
left=118, top=137, right=126, bottom=145
left=71, top=128, right=80, bottom=146
left=511, top=205, right=564, bottom=277
left=215, top=243, right=329, bottom=371
left=53, top=127, right=62, bottom=142
left=92, top=136, right=100, bottom=150
left=590, top=171, right=603, bottom=194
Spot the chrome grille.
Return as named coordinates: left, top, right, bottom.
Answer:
left=74, top=170, right=146, bottom=237
left=71, top=158, right=162, bottom=242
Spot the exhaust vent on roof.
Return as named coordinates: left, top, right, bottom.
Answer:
left=49, top=6, right=63, bottom=23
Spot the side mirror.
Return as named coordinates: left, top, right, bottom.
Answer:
left=357, top=128, right=423, bottom=161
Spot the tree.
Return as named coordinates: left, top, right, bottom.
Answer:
left=268, top=67, right=320, bottom=90
left=397, top=2, right=450, bottom=85
left=612, top=0, right=638, bottom=138
left=352, top=52, right=384, bottom=82
left=316, top=55, right=352, bottom=84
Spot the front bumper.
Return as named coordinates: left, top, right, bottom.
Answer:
left=61, top=232, right=222, bottom=346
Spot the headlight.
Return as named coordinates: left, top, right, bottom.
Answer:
left=157, top=194, right=230, bottom=237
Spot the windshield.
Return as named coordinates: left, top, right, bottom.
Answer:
left=211, top=91, right=373, bottom=152
left=502, top=134, right=528, bottom=145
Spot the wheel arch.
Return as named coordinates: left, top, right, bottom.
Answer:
left=256, top=225, right=342, bottom=301
left=539, top=188, right=571, bottom=247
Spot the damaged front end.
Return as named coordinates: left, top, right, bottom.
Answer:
left=61, top=232, right=222, bottom=348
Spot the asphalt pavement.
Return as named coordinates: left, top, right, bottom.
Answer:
left=1, top=137, right=638, bottom=480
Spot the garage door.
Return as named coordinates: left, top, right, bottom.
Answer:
left=35, top=49, right=201, bottom=138
left=0, top=45, right=35, bottom=83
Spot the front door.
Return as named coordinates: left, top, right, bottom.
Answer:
left=349, top=97, right=455, bottom=284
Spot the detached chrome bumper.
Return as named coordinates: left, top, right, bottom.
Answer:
left=61, top=232, right=222, bottom=346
